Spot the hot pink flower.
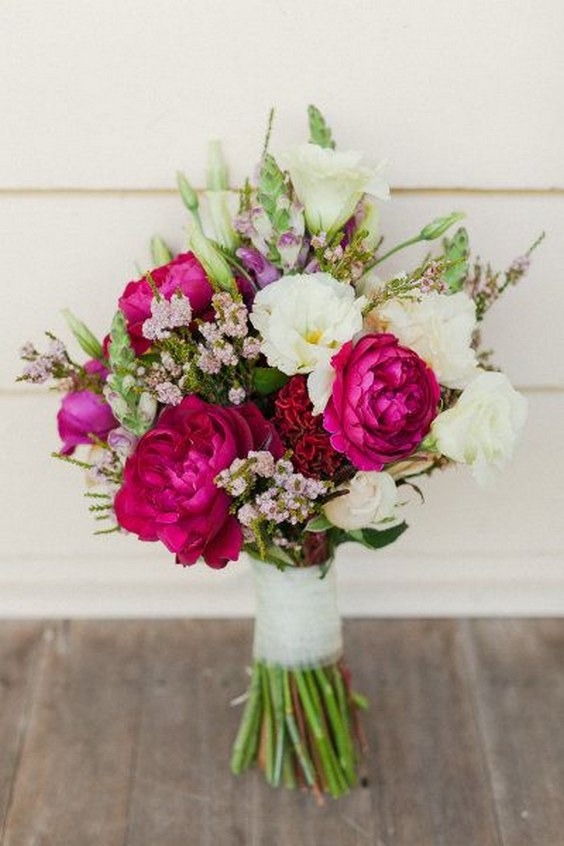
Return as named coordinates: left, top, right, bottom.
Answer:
left=57, top=390, right=117, bottom=455
left=323, top=333, right=440, bottom=470
left=118, top=252, right=214, bottom=354
left=113, top=396, right=283, bottom=569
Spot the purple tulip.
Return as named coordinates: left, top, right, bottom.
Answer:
left=57, top=390, right=117, bottom=455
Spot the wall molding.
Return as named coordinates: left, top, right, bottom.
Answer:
left=1, top=552, right=563, bottom=618
left=1, top=186, right=563, bottom=198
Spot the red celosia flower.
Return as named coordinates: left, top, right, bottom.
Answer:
left=273, top=375, right=343, bottom=478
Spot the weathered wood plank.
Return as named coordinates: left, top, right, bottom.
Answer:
left=2, top=620, right=146, bottom=846
left=465, top=620, right=564, bottom=846
left=0, top=622, right=46, bottom=835
left=346, top=620, right=502, bottom=846
left=125, top=619, right=253, bottom=845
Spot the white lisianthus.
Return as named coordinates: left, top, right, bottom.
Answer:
left=377, top=291, right=478, bottom=389
left=430, top=371, right=528, bottom=485
left=324, top=471, right=399, bottom=530
left=279, top=144, right=389, bottom=234
left=250, top=272, right=365, bottom=413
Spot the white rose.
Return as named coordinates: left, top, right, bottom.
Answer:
left=377, top=291, right=478, bottom=389
left=250, top=272, right=365, bottom=413
left=430, top=370, right=528, bottom=485
left=279, top=144, right=389, bottom=234
left=324, top=471, right=399, bottom=530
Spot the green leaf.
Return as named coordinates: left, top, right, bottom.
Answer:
left=307, top=105, right=336, bottom=149
left=252, top=366, right=289, bottom=395
left=344, top=521, right=408, bottom=550
left=62, top=309, right=104, bottom=361
left=305, top=514, right=332, bottom=533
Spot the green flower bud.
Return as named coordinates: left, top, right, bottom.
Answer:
left=62, top=309, right=104, bottom=361
left=150, top=235, right=173, bottom=267
left=420, top=212, right=465, bottom=241
left=206, top=139, right=229, bottom=191
left=186, top=219, right=237, bottom=294
left=176, top=171, right=200, bottom=213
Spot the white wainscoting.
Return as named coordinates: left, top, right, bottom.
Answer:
left=0, top=0, right=562, bottom=616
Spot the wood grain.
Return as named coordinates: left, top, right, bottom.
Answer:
left=0, top=619, right=563, bottom=845
left=347, top=620, right=502, bottom=846
left=1, top=621, right=146, bottom=846
left=0, top=622, right=46, bottom=836
left=464, top=620, right=564, bottom=846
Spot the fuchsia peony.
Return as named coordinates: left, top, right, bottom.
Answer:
left=57, top=390, right=118, bottom=455
left=323, top=333, right=440, bottom=471
left=118, top=252, right=214, bottom=354
left=114, top=396, right=283, bottom=569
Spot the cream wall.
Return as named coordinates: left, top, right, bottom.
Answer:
left=1, top=0, right=563, bottom=616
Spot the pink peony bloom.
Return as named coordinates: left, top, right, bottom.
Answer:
left=113, top=396, right=283, bottom=569
left=57, top=390, right=118, bottom=455
left=323, top=333, right=440, bottom=471
left=118, top=252, right=214, bottom=354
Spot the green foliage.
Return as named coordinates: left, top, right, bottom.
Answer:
left=258, top=153, right=290, bottom=233
left=305, top=514, right=333, bottom=533
left=106, top=310, right=156, bottom=436
left=307, top=105, right=336, bottom=149
left=341, top=521, right=408, bottom=550
left=62, top=309, right=104, bottom=361
left=442, top=227, right=469, bottom=291
left=252, top=366, right=289, bottom=396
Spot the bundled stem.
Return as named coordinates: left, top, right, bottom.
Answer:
left=231, top=658, right=365, bottom=800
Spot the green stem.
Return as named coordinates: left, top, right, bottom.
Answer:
left=304, top=670, right=349, bottom=795
left=282, top=669, right=317, bottom=787
left=315, top=667, right=356, bottom=788
left=259, top=663, right=275, bottom=784
left=230, top=662, right=262, bottom=774
left=294, top=670, right=345, bottom=798
left=367, top=235, right=422, bottom=270
left=267, top=665, right=286, bottom=787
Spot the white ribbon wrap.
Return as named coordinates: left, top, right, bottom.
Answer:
left=251, top=558, right=343, bottom=669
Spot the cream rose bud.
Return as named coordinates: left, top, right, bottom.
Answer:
left=250, top=272, right=366, bottom=413
left=324, top=471, right=399, bottom=531
left=430, top=371, right=528, bottom=485
left=378, top=291, right=478, bottom=389
left=279, top=144, right=389, bottom=234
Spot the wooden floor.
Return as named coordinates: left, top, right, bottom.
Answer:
left=0, top=621, right=563, bottom=846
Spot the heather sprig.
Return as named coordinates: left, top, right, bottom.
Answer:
left=465, top=232, right=544, bottom=320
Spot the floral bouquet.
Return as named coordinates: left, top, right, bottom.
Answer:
left=20, top=106, right=540, bottom=801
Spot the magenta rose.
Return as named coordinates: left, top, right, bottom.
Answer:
left=57, top=390, right=118, bottom=455
left=323, top=333, right=440, bottom=471
left=118, top=252, right=214, bottom=354
left=113, top=396, right=283, bottom=569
